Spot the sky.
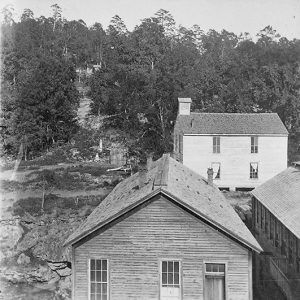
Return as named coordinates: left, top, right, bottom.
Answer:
left=1, top=0, right=300, bottom=40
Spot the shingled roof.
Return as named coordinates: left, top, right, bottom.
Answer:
left=174, top=113, right=288, bottom=135
left=65, top=154, right=262, bottom=252
left=252, top=165, right=300, bottom=239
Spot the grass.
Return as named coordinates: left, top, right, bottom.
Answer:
left=64, top=164, right=108, bottom=177
left=11, top=193, right=106, bottom=216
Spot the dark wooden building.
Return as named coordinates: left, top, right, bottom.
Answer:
left=65, top=154, right=261, bottom=300
left=252, top=161, right=300, bottom=299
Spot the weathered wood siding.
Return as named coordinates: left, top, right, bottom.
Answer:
left=74, top=196, right=252, bottom=300
left=182, top=135, right=287, bottom=189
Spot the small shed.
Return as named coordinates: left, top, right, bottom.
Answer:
left=65, top=154, right=261, bottom=300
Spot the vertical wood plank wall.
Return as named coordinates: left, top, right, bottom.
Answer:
left=74, top=196, right=252, bottom=300
left=252, top=196, right=300, bottom=275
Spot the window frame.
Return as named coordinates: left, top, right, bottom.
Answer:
left=251, top=136, right=258, bottom=153
left=211, top=162, right=221, bottom=180
left=160, top=259, right=182, bottom=300
left=88, top=258, right=109, bottom=300
left=213, top=136, right=221, bottom=154
left=203, top=261, right=227, bottom=300
left=250, top=162, right=259, bottom=179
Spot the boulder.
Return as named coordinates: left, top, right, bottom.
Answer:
left=17, top=253, right=31, bottom=265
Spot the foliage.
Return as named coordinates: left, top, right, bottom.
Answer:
left=88, top=17, right=300, bottom=157
left=1, top=6, right=300, bottom=159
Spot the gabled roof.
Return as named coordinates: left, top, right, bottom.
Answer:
left=174, top=113, right=288, bottom=135
left=252, top=165, right=300, bottom=239
left=65, top=155, right=262, bottom=252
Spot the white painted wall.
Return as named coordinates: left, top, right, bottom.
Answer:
left=182, top=135, right=288, bottom=189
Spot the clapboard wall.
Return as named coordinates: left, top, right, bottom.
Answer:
left=180, top=135, right=287, bottom=190
left=73, top=196, right=252, bottom=300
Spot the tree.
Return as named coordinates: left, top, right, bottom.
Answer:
left=2, top=56, right=79, bottom=157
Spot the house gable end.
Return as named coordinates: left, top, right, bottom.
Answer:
left=73, top=192, right=255, bottom=253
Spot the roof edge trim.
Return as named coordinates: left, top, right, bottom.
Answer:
left=66, top=188, right=262, bottom=253
left=251, top=192, right=300, bottom=240
left=64, top=188, right=162, bottom=247
left=161, top=189, right=262, bottom=253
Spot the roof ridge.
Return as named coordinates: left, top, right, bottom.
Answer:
left=189, top=112, right=279, bottom=115
left=153, top=154, right=170, bottom=187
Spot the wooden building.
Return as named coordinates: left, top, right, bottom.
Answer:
left=251, top=162, right=300, bottom=299
left=65, top=154, right=261, bottom=300
left=173, top=98, right=288, bottom=191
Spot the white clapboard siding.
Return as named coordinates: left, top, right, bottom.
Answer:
left=181, top=135, right=287, bottom=189
left=74, top=196, right=252, bottom=300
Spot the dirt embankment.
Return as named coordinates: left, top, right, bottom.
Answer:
left=0, top=162, right=129, bottom=300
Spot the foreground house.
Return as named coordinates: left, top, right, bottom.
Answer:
left=252, top=162, right=300, bottom=299
left=65, top=154, right=261, bottom=300
left=173, top=98, right=288, bottom=191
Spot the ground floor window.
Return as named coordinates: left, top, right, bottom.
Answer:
left=211, top=162, right=221, bottom=179
left=161, top=260, right=181, bottom=300
left=204, top=263, right=226, bottom=300
left=250, top=162, right=258, bottom=179
left=90, top=259, right=108, bottom=300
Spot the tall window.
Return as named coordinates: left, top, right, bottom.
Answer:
left=250, top=163, right=258, bottom=179
left=275, top=220, right=280, bottom=248
left=204, top=263, right=225, bottom=300
left=264, top=209, right=269, bottom=235
left=213, top=137, right=220, bottom=153
left=211, top=163, right=221, bottom=179
left=270, top=215, right=275, bottom=243
left=90, top=259, right=108, bottom=300
left=261, top=206, right=264, bottom=230
left=251, top=136, right=258, bottom=153
left=161, top=260, right=180, bottom=300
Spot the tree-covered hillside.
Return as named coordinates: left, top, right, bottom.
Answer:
left=1, top=5, right=300, bottom=159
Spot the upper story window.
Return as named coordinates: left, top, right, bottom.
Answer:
left=90, top=259, right=108, bottom=300
left=213, top=136, right=220, bottom=153
left=250, top=162, right=258, bottom=179
left=251, top=136, right=258, bottom=153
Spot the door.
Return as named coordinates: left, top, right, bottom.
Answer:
left=204, top=263, right=225, bottom=300
left=204, top=276, right=225, bottom=300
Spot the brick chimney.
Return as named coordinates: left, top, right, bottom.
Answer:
left=207, top=168, right=214, bottom=186
left=138, top=164, right=147, bottom=188
left=138, top=153, right=153, bottom=188
left=146, top=153, right=153, bottom=171
left=178, top=98, right=192, bottom=115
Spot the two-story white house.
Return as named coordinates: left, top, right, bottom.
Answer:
left=173, top=98, right=288, bottom=190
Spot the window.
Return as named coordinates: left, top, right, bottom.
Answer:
left=90, top=259, right=108, bottom=300
left=270, top=215, right=274, bottom=241
left=281, top=228, right=287, bottom=256
left=213, top=137, right=220, bottom=153
left=204, top=263, right=225, bottom=300
left=275, top=220, right=280, bottom=248
left=256, top=201, right=260, bottom=225
left=251, top=136, right=258, bottom=153
left=261, top=206, right=264, bottom=229
left=250, top=163, right=258, bottom=179
left=288, top=233, right=294, bottom=265
left=211, top=163, right=221, bottom=179
left=264, top=209, right=269, bottom=235
left=161, top=260, right=180, bottom=300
